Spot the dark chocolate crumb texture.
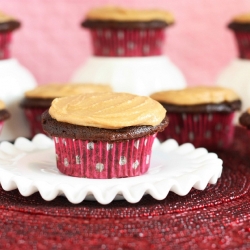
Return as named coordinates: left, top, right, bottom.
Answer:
left=0, top=109, right=10, bottom=121
left=20, top=98, right=54, bottom=109
left=82, top=20, right=171, bottom=29
left=42, top=110, right=169, bottom=142
left=228, top=22, right=250, bottom=32
left=239, top=111, right=250, bottom=129
left=0, top=20, right=21, bottom=33
left=160, top=100, right=241, bottom=113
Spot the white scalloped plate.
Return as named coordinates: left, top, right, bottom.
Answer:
left=0, top=134, right=223, bottom=205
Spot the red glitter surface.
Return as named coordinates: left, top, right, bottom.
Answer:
left=0, top=126, right=249, bottom=249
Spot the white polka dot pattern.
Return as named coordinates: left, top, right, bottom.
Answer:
left=90, top=28, right=165, bottom=57
left=96, top=163, right=104, bottom=172
left=157, top=112, right=235, bottom=150
left=53, top=134, right=156, bottom=179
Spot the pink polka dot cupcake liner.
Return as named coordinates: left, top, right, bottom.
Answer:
left=157, top=112, right=235, bottom=150
left=233, top=31, right=250, bottom=59
left=24, top=108, right=47, bottom=137
left=53, top=134, right=156, bottom=179
left=0, top=32, right=11, bottom=60
left=90, top=28, right=165, bottom=57
left=0, top=121, right=4, bottom=134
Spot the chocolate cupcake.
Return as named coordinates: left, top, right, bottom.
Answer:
left=20, top=83, right=112, bottom=136
left=82, top=6, right=174, bottom=57
left=0, top=100, right=10, bottom=135
left=42, top=92, right=168, bottom=179
left=0, top=11, right=20, bottom=60
left=239, top=109, right=250, bottom=130
left=150, top=86, right=241, bottom=150
left=228, top=12, right=250, bottom=59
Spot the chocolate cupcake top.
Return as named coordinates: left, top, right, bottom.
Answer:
left=0, top=11, right=20, bottom=33
left=239, top=108, right=250, bottom=129
left=228, top=12, right=250, bottom=31
left=49, top=92, right=166, bottom=129
left=150, top=86, right=241, bottom=113
left=20, top=83, right=112, bottom=108
left=82, top=6, right=174, bottom=29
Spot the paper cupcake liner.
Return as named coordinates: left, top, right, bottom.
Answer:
left=90, top=28, right=165, bottom=57
left=157, top=112, right=235, bottom=150
left=0, top=33, right=11, bottom=60
left=53, top=134, right=156, bottom=179
left=233, top=31, right=250, bottom=59
left=0, top=121, right=4, bottom=134
left=24, top=108, right=48, bottom=137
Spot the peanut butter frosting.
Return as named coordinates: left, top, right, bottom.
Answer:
left=0, top=100, right=5, bottom=110
left=49, top=93, right=166, bottom=129
left=0, top=11, right=15, bottom=23
left=25, top=84, right=112, bottom=99
left=85, top=6, right=174, bottom=24
left=150, top=86, right=240, bottom=105
left=232, top=13, right=250, bottom=23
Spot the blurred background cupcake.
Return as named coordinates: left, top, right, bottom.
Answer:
left=82, top=6, right=174, bottom=57
left=20, top=83, right=112, bottom=137
left=0, top=10, right=36, bottom=141
left=72, top=5, right=186, bottom=95
left=217, top=12, right=250, bottom=118
left=151, top=86, right=241, bottom=150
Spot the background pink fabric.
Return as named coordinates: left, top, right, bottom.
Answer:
left=1, top=0, right=250, bottom=85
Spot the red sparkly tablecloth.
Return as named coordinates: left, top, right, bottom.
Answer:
left=0, top=127, right=249, bottom=250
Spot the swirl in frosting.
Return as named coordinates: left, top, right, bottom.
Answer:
left=150, top=86, right=240, bottom=105
left=49, top=92, right=166, bottom=129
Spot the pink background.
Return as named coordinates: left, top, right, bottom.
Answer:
left=1, top=0, right=250, bottom=85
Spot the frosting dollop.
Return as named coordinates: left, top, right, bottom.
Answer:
left=49, top=92, right=166, bottom=129
left=0, top=100, right=5, bottom=109
left=232, top=13, right=250, bottom=23
left=150, top=86, right=240, bottom=105
left=0, top=11, right=15, bottom=23
left=25, top=83, right=112, bottom=99
left=85, top=6, right=174, bottom=24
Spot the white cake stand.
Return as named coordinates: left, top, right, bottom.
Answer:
left=71, top=56, right=186, bottom=96
left=0, top=59, right=37, bottom=141
left=0, top=134, right=222, bottom=205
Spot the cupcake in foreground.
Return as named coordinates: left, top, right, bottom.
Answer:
left=82, top=6, right=174, bottom=57
left=150, top=86, right=241, bottom=150
left=20, top=83, right=112, bottom=137
left=0, top=100, right=10, bottom=135
left=42, top=92, right=168, bottom=179
left=228, top=12, right=250, bottom=59
left=239, top=109, right=250, bottom=129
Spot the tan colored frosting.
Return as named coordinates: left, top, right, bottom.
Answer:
left=232, top=13, right=250, bottom=23
left=0, top=11, right=15, bottom=23
left=0, top=100, right=5, bottom=109
left=247, top=108, right=250, bottom=114
left=150, top=86, right=240, bottom=105
left=49, top=92, right=166, bottom=129
left=85, top=6, right=174, bottom=24
left=25, top=83, right=112, bottom=99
